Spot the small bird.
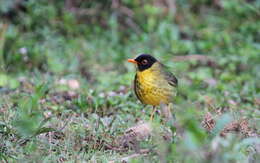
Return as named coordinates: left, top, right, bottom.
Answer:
left=128, top=54, right=178, bottom=120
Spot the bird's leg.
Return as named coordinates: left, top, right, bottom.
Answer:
left=150, top=106, right=156, bottom=121
left=161, top=103, right=174, bottom=125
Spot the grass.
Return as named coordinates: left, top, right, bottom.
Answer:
left=0, top=0, right=260, bottom=162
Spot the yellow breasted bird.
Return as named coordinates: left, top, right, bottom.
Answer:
left=128, top=54, right=178, bottom=120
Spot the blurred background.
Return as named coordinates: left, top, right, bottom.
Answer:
left=0, top=0, right=259, bottom=162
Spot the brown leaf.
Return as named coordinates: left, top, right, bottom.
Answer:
left=202, top=113, right=255, bottom=137
left=254, top=98, right=260, bottom=106
left=220, top=119, right=256, bottom=137
left=202, top=112, right=216, bottom=132
left=114, top=122, right=153, bottom=152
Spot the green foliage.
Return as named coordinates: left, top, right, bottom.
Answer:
left=0, top=0, right=259, bottom=162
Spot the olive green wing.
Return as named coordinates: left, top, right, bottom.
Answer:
left=160, top=64, right=178, bottom=87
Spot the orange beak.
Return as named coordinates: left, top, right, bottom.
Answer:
left=127, top=59, right=138, bottom=64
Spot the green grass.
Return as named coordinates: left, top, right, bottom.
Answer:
left=0, top=0, right=260, bottom=162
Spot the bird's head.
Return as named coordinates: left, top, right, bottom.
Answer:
left=128, top=54, right=157, bottom=71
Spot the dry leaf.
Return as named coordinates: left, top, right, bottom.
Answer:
left=202, top=112, right=216, bottom=132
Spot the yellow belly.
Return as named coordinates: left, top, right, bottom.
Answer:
left=134, top=63, right=175, bottom=106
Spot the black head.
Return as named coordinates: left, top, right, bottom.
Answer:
left=133, top=54, right=157, bottom=71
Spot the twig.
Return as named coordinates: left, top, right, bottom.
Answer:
left=0, top=24, right=8, bottom=71
left=166, top=0, right=176, bottom=15
left=173, top=54, right=219, bottom=68
left=109, top=149, right=151, bottom=163
left=173, top=54, right=212, bottom=62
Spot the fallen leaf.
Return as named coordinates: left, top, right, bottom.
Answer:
left=202, top=112, right=216, bottom=132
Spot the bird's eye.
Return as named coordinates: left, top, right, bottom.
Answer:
left=141, top=59, right=148, bottom=65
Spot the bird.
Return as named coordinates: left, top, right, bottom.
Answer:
left=128, top=54, right=178, bottom=120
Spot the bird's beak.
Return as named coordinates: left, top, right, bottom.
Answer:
left=127, top=59, right=138, bottom=64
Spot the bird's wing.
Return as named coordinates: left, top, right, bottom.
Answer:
left=160, top=64, right=178, bottom=87
left=134, top=74, right=142, bottom=102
